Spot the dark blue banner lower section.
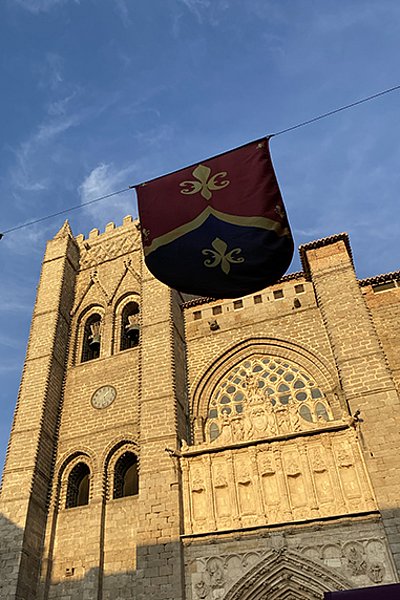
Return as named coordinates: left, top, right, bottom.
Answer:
left=144, top=215, right=294, bottom=298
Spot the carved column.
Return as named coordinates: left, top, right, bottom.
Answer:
left=273, top=446, right=292, bottom=521
left=227, top=451, right=241, bottom=529
left=298, top=442, right=319, bottom=517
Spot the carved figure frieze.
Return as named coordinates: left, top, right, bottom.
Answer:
left=344, top=542, right=367, bottom=576
left=369, top=562, right=385, bottom=583
left=194, top=579, right=209, bottom=599
left=182, top=430, right=376, bottom=535
left=187, top=534, right=395, bottom=600
left=189, top=548, right=351, bottom=600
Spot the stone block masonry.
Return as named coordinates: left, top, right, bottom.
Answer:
left=1, top=221, right=400, bottom=600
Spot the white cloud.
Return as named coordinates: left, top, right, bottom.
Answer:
left=9, top=114, right=79, bottom=193
left=0, top=278, right=36, bottom=313
left=47, top=91, right=79, bottom=117
left=14, top=0, right=73, bottom=14
left=1, top=221, right=49, bottom=257
left=36, top=53, right=64, bottom=90
left=79, top=163, right=138, bottom=226
left=114, top=0, right=131, bottom=27
left=0, top=362, right=21, bottom=374
left=176, top=0, right=229, bottom=27
left=133, top=124, right=174, bottom=147
left=179, top=0, right=210, bottom=23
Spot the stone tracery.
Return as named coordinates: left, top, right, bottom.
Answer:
left=206, top=356, right=334, bottom=444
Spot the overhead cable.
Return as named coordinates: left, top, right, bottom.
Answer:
left=2, top=83, right=400, bottom=239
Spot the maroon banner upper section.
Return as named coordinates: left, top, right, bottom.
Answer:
left=136, top=138, right=288, bottom=253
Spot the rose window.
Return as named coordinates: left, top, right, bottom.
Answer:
left=207, top=356, right=333, bottom=442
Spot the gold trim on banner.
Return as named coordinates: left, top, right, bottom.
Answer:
left=143, top=207, right=290, bottom=257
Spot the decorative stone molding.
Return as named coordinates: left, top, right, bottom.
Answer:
left=79, top=231, right=139, bottom=269
left=186, top=531, right=396, bottom=600
left=202, top=356, right=336, bottom=447
left=189, top=549, right=350, bottom=600
left=181, top=429, right=376, bottom=535
left=191, top=341, right=341, bottom=430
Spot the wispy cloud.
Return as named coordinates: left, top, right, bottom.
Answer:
left=133, top=124, right=175, bottom=147
left=0, top=362, right=21, bottom=374
left=1, top=222, right=49, bottom=257
left=14, top=0, right=72, bottom=14
left=0, top=279, right=36, bottom=313
left=46, top=90, right=79, bottom=116
left=35, top=53, right=64, bottom=90
left=175, top=0, right=229, bottom=27
left=114, top=0, right=131, bottom=27
left=179, top=0, right=210, bottom=24
left=0, top=333, right=24, bottom=350
left=79, top=163, right=138, bottom=226
left=9, top=113, right=80, bottom=193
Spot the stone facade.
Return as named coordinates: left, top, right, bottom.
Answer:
left=1, top=220, right=400, bottom=599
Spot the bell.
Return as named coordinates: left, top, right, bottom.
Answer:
left=89, top=321, right=101, bottom=349
left=89, top=333, right=101, bottom=349
left=126, top=322, right=140, bottom=340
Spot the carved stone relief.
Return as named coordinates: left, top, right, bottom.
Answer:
left=202, top=357, right=343, bottom=448
left=186, top=533, right=396, bottom=600
left=182, top=430, right=376, bottom=535
left=79, top=233, right=139, bottom=269
left=189, top=548, right=350, bottom=600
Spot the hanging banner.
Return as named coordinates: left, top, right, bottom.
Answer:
left=324, top=583, right=400, bottom=599
left=136, top=138, right=294, bottom=298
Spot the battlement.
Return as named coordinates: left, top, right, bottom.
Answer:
left=73, top=215, right=140, bottom=245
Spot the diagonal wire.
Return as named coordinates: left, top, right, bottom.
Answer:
left=1, top=187, right=133, bottom=236
left=1, top=83, right=400, bottom=239
left=271, top=83, right=400, bottom=137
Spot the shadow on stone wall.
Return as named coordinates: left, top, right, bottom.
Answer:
left=0, top=513, right=25, bottom=599
left=2, top=510, right=400, bottom=600
left=39, top=538, right=184, bottom=600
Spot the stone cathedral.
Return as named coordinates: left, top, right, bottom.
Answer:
left=1, top=217, right=400, bottom=600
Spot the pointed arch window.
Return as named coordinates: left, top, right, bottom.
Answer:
left=81, top=314, right=102, bottom=362
left=207, top=356, right=333, bottom=442
left=113, top=452, right=139, bottom=498
left=120, top=302, right=140, bottom=350
left=66, top=462, right=90, bottom=508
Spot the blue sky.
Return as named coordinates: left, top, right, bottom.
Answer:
left=1, top=0, right=400, bottom=472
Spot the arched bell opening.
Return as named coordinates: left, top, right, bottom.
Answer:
left=81, top=313, right=102, bottom=362
left=120, top=301, right=140, bottom=350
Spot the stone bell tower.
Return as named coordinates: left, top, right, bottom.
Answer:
left=0, top=217, right=187, bottom=600
left=2, top=222, right=400, bottom=600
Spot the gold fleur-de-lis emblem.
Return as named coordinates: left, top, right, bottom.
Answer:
left=142, top=227, right=150, bottom=241
left=180, top=164, right=230, bottom=201
left=202, top=238, right=244, bottom=275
